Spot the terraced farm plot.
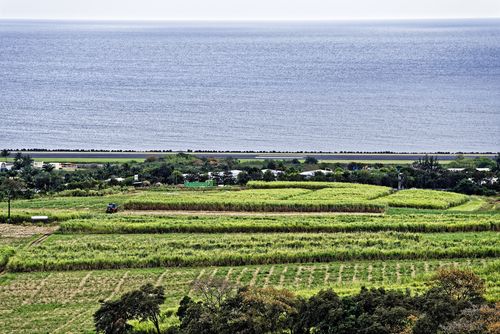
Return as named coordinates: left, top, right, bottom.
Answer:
left=289, top=186, right=392, bottom=200
left=0, top=259, right=497, bottom=334
left=59, top=212, right=500, bottom=234
left=2, top=193, right=135, bottom=211
left=1, top=185, right=475, bottom=219
left=375, top=189, right=469, bottom=209
left=0, top=224, right=59, bottom=271
left=0, top=183, right=497, bottom=333
left=7, top=232, right=499, bottom=272
left=124, top=187, right=388, bottom=213
left=247, top=181, right=383, bottom=190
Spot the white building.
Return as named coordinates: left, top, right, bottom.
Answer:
left=0, top=162, right=13, bottom=171
left=261, top=169, right=284, bottom=176
left=447, top=167, right=491, bottom=172
left=32, top=161, right=77, bottom=171
left=208, top=170, right=243, bottom=178
left=300, top=169, right=333, bottom=178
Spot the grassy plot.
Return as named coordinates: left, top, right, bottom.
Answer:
left=447, top=196, right=489, bottom=211
left=59, top=213, right=500, bottom=234
left=7, top=232, right=499, bottom=272
left=1, top=185, right=475, bottom=216
left=247, top=181, right=388, bottom=190
left=0, top=209, right=93, bottom=224
left=373, top=189, right=469, bottom=209
left=124, top=188, right=387, bottom=213
left=250, top=181, right=472, bottom=209
left=0, top=259, right=497, bottom=334
left=290, top=186, right=392, bottom=200
left=2, top=193, right=138, bottom=211
left=0, top=246, right=15, bottom=271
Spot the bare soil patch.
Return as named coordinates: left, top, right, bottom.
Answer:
left=0, top=224, right=58, bottom=238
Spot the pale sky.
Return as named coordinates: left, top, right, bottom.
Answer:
left=1, top=0, right=499, bottom=20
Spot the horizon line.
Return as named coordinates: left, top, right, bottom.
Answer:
left=1, top=16, right=500, bottom=22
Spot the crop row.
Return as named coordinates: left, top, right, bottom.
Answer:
left=0, top=210, right=92, bottom=224
left=123, top=199, right=386, bottom=213
left=123, top=188, right=387, bottom=213
left=7, top=232, right=499, bottom=272
left=59, top=213, right=500, bottom=234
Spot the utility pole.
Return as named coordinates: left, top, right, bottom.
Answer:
left=7, top=189, right=11, bottom=224
left=396, top=166, right=403, bottom=190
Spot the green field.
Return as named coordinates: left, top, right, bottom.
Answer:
left=123, top=183, right=471, bottom=212
left=374, top=188, right=469, bottom=209
left=0, top=182, right=498, bottom=333
left=59, top=212, right=500, bottom=234
left=1, top=182, right=475, bottom=215
left=6, top=231, right=499, bottom=272
left=1, top=258, right=497, bottom=333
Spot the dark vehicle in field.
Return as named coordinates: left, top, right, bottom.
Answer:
left=106, top=203, right=118, bottom=213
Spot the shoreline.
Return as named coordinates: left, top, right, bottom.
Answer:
left=3, top=150, right=496, bottom=162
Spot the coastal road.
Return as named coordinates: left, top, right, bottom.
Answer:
left=11, top=151, right=497, bottom=162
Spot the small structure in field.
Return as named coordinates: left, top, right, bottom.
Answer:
left=184, top=180, right=216, bottom=188
left=31, top=216, right=49, bottom=223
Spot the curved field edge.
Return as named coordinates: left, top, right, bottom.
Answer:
left=1, top=185, right=478, bottom=217
left=373, top=189, right=469, bottom=210
left=123, top=187, right=470, bottom=213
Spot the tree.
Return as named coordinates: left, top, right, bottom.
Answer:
left=292, top=288, right=344, bottom=334
left=13, top=153, right=33, bottom=170
left=236, top=171, right=250, bottom=185
left=94, top=284, right=165, bottom=334
left=42, top=163, right=55, bottom=173
left=177, top=278, right=235, bottom=334
left=0, top=178, right=26, bottom=224
left=1, top=149, right=9, bottom=162
left=218, top=287, right=298, bottom=334
left=304, top=156, right=318, bottom=164
left=176, top=281, right=297, bottom=334
left=94, top=299, right=132, bottom=334
left=122, top=284, right=165, bottom=334
left=430, top=268, right=485, bottom=305
left=494, top=153, right=500, bottom=172
left=413, top=155, right=441, bottom=171
left=191, top=278, right=234, bottom=312
left=413, top=269, right=487, bottom=334
left=440, top=306, right=491, bottom=334
left=293, top=287, right=416, bottom=334
left=262, top=170, right=276, bottom=182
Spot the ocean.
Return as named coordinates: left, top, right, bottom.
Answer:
left=0, top=19, right=499, bottom=152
